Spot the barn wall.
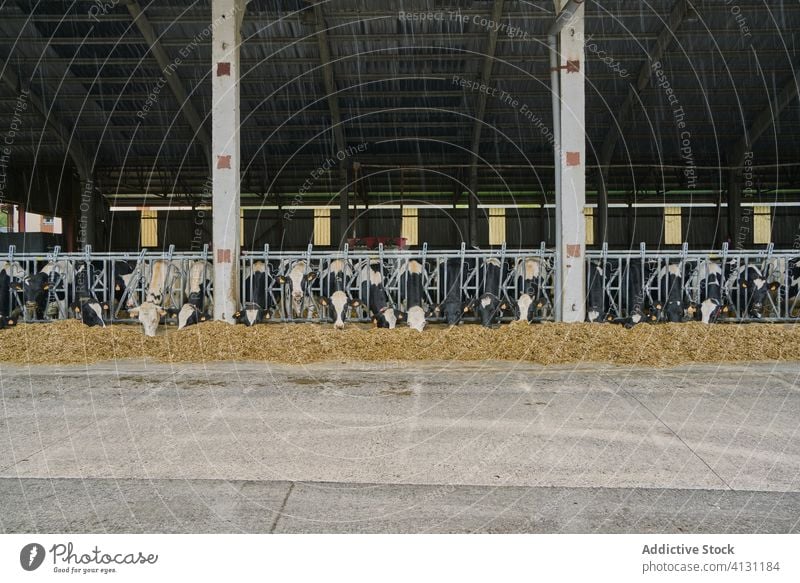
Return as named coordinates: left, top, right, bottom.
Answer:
left=107, top=213, right=141, bottom=250
left=772, top=207, right=800, bottom=248
left=105, top=207, right=800, bottom=252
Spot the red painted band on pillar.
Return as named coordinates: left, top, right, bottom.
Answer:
left=566, top=152, right=581, bottom=166
left=217, top=155, right=232, bottom=169
left=566, top=244, right=582, bottom=258
left=217, top=249, right=232, bottom=263
left=217, top=62, right=231, bottom=76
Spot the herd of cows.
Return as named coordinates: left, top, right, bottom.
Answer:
left=588, top=256, right=800, bottom=326
left=1, top=253, right=799, bottom=336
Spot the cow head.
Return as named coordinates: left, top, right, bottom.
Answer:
left=71, top=299, right=107, bottom=328
left=405, top=305, right=427, bottom=332
left=749, top=276, right=769, bottom=318
left=473, top=294, right=504, bottom=328
left=696, top=298, right=723, bottom=324
left=173, top=303, right=209, bottom=330
left=434, top=299, right=468, bottom=325
left=373, top=306, right=399, bottom=329
left=128, top=302, right=166, bottom=337
left=280, top=266, right=317, bottom=316
left=653, top=299, right=685, bottom=323
left=235, top=303, right=271, bottom=327
left=514, top=292, right=544, bottom=323
left=320, top=291, right=360, bottom=329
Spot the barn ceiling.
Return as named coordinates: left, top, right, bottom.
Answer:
left=0, top=0, right=798, bottom=207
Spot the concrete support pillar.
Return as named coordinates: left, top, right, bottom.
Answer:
left=212, top=0, right=245, bottom=322
left=556, top=0, right=586, bottom=322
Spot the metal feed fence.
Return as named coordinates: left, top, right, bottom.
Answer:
left=4, top=242, right=799, bottom=325
left=2, top=244, right=213, bottom=323
left=240, top=242, right=557, bottom=323
left=586, top=243, right=800, bottom=322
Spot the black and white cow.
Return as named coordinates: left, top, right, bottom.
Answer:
left=761, top=257, right=799, bottom=317
left=70, top=262, right=106, bottom=327
left=361, top=261, right=400, bottom=328
left=0, top=268, right=17, bottom=328
left=434, top=258, right=470, bottom=325
left=319, top=259, right=360, bottom=329
left=586, top=260, right=611, bottom=323
left=619, top=259, right=654, bottom=327
left=19, top=271, right=51, bottom=321
left=691, top=260, right=725, bottom=324
left=399, top=259, right=427, bottom=332
left=473, top=258, right=507, bottom=328
left=512, top=258, right=545, bottom=323
left=175, top=260, right=213, bottom=330
left=110, top=260, right=136, bottom=308
left=15, top=260, right=74, bottom=321
left=654, top=263, right=689, bottom=322
left=279, top=260, right=317, bottom=319
left=0, top=261, right=24, bottom=326
left=725, top=262, right=769, bottom=319
left=236, top=261, right=272, bottom=326
left=128, top=259, right=181, bottom=336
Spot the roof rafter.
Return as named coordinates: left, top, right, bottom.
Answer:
left=0, top=61, right=92, bottom=179
left=598, top=0, right=692, bottom=169
left=125, top=0, right=212, bottom=167
left=309, top=1, right=346, bottom=155
left=729, top=70, right=800, bottom=168
left=469, top=0, right=506, bottom=160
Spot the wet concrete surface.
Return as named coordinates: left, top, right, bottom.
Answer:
left=1, top=360, right=798, bottom=533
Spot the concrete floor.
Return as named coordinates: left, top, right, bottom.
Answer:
left=0, top=360, right=799, bottom=533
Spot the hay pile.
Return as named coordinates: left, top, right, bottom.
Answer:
left=0, top=319, right=798, bottom=366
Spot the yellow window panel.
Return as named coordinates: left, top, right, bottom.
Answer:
left=140, top=208, right=158, bottom=248
left=584, top=207, right=594, bottom=245
left=753, top=206, right=772, bottom=244
left=314, top=207, right=331, bottom=246
left=401, top=207, right=418, bottom=246
left=664, top=207, right=682, bottom=245
left=489, top=207, right=505, bottom=246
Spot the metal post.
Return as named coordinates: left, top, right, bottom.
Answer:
left=211, top=0, right=245, bottom=322
left=339, top=166, right=349, bottom=247
left=468, top=164, right=479, bottom=248
left=727, top=171, right=742, bottom=248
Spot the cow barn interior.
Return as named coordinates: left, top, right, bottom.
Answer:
left=1, top=0, right=799, bottom=324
